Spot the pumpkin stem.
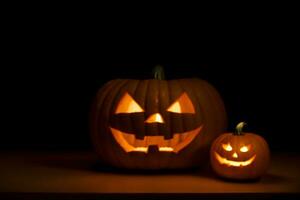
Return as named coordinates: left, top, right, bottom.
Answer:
left=235, top=122, right=247, bottom=135
left=153, top=65, right=165, bottom=80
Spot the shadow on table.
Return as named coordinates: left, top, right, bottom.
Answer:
left=26, top=152, right=287, bottom=183
left=26, top=152, right=213, bottom=177
left=261, top=173, right=287, bottom=184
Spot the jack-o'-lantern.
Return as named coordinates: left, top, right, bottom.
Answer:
left=210, top=122, right=270, bottom=180
left=90, top=66, right=227, bottom=169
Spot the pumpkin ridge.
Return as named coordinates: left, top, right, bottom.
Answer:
left=197, top=80, right=222, bottom=144
left=94, top=79, right=126, bottom=166
left=201, top=80, right=227, bottom=132
left=91, top=79, right=123, bottom=164
left=90, top=81, right=114, bottom=160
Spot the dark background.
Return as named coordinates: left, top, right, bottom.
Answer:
left=1, top=15, right=299, bottom=152
left=2, top=61, right=298, bottom=152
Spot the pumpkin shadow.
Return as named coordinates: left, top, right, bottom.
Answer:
left=26, top=152, right=100, bottom=171
left=27, top=152, right=216, bottom=177
left=29, top=152, right=278, bottom=180
left=211, top=173, right=287, bottom=184
left=260, top=173, right=287, bottom=184
left=91, top=161, right=215, bottom=178
left=26, top=153, right=287, bottom=183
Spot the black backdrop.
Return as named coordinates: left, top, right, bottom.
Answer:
left=2, top=62, right=298, bottom=152
left=1, top=3, right=299, bottom=155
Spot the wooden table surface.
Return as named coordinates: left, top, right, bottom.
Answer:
left=0, top=151, right=299, bottom=199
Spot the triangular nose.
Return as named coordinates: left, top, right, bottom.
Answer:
left=145, top=113, right=164, bottom=123
left=232, top=152, right=238, bottom=158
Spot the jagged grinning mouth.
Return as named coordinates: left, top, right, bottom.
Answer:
left=110, top=126, right=203, bottom=153
left=214, top=152, right=256, bottom=167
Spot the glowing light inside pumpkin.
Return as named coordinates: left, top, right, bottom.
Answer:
left=110, top=126, right=202, bottom=153
left=159, top=147, right=174, bottom=152
left=240, top=145, right=249, bottom=152
left=122, top=147, right=174, bottom=153
left=168, top=102, right=181, bottom=113
left=214, top=152, right=256, bottom=167
left=145, top=113, right=164, bottom=123
left=222, top=143, right=233, bottom=151
left=232, top=152, right=238, bottom=158
left=115, top=93, right=144, bottom=114
left=111, top=91, right=201, bottom=153
left=167, top=92, right=195, bottom=113
left=134, top=147, right=148, bottom=152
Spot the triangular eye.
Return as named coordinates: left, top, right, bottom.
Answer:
left=115, top=92, right=144, bottom=114
left=167, top=92, right=195, bottom=113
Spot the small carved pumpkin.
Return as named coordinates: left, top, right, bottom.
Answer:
left=90, top=66, right=227, bottom=169
left=210, top=122, right=270, bottom=180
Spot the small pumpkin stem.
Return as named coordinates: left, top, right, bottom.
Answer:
left=235, top=122, right=247, bottom=135
left=153, top=65, right=165, bottom=80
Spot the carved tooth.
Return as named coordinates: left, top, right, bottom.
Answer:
left=134, top=138, right=146, bottom=147
left=111, top=125, right=203, bottom=154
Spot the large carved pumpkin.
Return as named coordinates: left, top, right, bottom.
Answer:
left=210, top=122, right=270, bottom=180
left=90, top=66, right=227, bottom=169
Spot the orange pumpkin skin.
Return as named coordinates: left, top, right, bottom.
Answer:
left=210, top=129, right=270, bottom=180
left=90, top=78, right=227, bottom=169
